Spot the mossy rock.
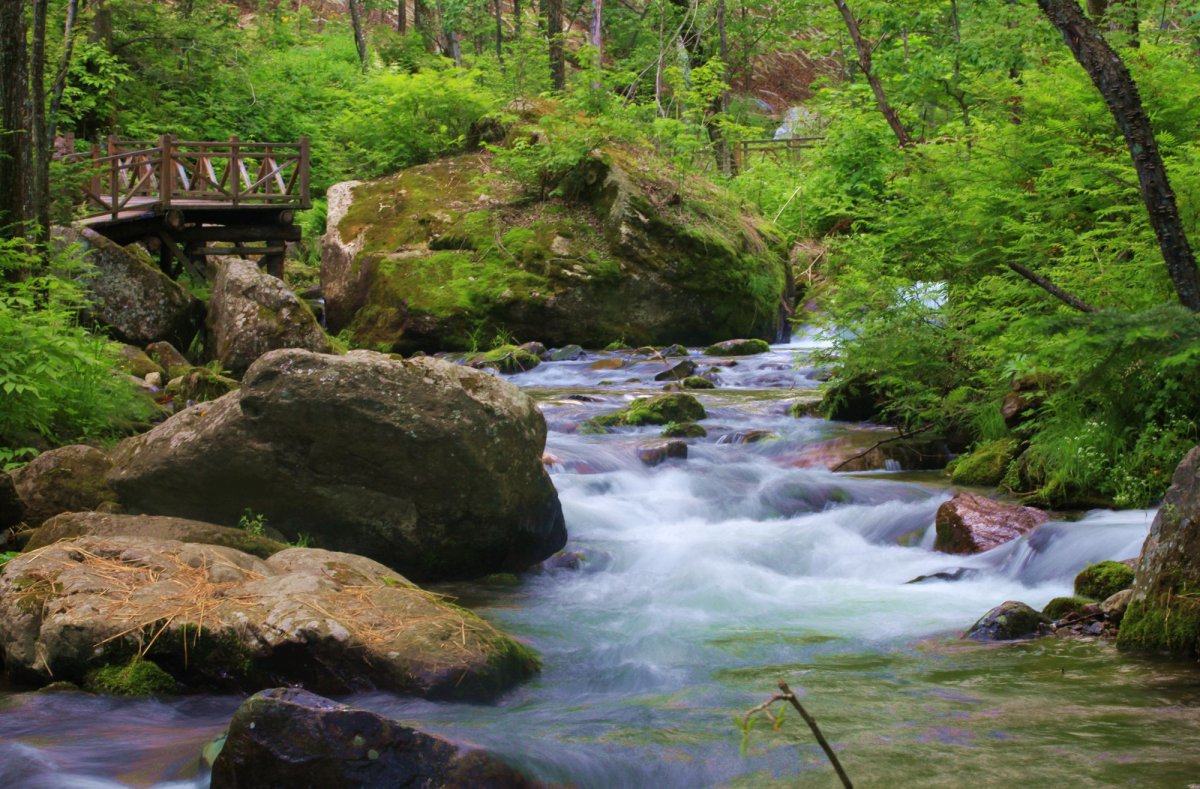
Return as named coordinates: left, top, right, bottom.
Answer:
left=166, top=367, right=239, bottom=403
left=464, top=345, right=541, bottom=374
left=584, top=393, right=707, bottom=430
left=704, top=338, right=771, bottom=356
left=85, top=659, right=176, bottom=697
left=1042, top=596, right=1093, bottom=620
left=681, top=376, right=715, bottom=390
left=948, top=438, right=1019, bottom=486
left=662, top=422, right=707, bottom=439
left=324, top=141, right=787, bottom=353
left=1116, top=598, right=1200, bottom=655
left=964, top=600, right=1050, bottom=641
left=788, top=400, right=822, bottom=418
left=1074, top=561, right=1135, bottom=601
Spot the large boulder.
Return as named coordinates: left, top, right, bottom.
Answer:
left=1118, top=446, right=1200, bottom=656
left=934, top=492, right=1049, bottom=554
left=107, top=349, right=566, bottom=581
left=210, top=688, right=540, bottom=789
left=0, top=472, right=23, bottom=530
left=11, top=445, right=118, bottom=527
left=27, top=511, right=286, bottom=559
left=207, top=258, right=333, bottom=374
left=322, top=146, right=787, bottom=353
left=0, top=537, right=539, bottom=699
left=61, top=228, right=201, bottom=348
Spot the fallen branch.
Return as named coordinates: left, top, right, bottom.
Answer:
left=830, top=424, right=934, bottom=472
left=1006, top=261, right=1098, bottom=313
left=740, top=677, right=853, bottom=788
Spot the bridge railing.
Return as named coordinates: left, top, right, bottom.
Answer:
left=733, top=136, right=824, bottom=174
left=75, top=135, right=312, bottom=221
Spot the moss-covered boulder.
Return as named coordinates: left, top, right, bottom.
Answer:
left=164, top=367, right=239, bottom=404
left=948, top=438, right=1019, bottom=487
left=11, top=445, right=118, bottom=527
left=662, top=422, right=707, bottom=438
left=28, top=511, right=287, bottom=559
left=0, top=537, right=538, bottom=700
left=85, top=658, right=176, bottom=697
left=1074, top=560, right=1135, bottom=601
left=583, top=393, right=707, bottom=431
left=1118, top=446, right=1200, bottom=656
left=464, top=345, right=542, bottom=374
left=321, top=144, right=786, bottom=352
left=681, top=376, right=715, bottom=390
left=207, top=258, right=333, bottom=375
left=1042, top=596, right=1093, bottom=621
left=704, top=338, right=771, bottom=356
left=116, top=345, right=165, bottom=379
left=210, top=688, right=541, bottom=789
left=964, top=601, right=1051, bottom=641
left=146, top=341, right=192, bottom=379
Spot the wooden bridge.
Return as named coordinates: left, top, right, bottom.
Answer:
left=72, top=136, right=311, bottom=279
left=732, top=136, right=823, bottom=174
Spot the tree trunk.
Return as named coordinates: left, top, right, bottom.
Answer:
left=397, top=0, right=406, bottom=33
left=349, top=0, right=368, bottom=72
left=1038, top=0, right=1200, bottom=311
left=545, top=0, right=565, bottom=90
left=590, top=0, right=603, bottom=65
left=30, top=0, right=49, bottom=241
left=47, top=0, right=79, bottom=144
left=715, top=0, right=731, bottom=174
left=832, top=0, right=911, bottom=147
left=0, top=0, right=30, bottom=238
left=493, top=0, right=504, bottom=60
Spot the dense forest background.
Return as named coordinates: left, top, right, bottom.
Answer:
left=2, top=0, right=1200, bottom=509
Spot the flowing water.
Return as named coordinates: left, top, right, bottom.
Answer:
left=2, top=335, right=1199, bottom=788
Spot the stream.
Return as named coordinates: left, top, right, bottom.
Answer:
left=2, top=335, right=1199, bottom=788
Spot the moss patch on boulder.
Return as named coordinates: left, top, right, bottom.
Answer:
left=662, top=422, right=707, bottom=438
left=1042, top=596, right=1093, bottom=620
left=948, top=438, right=1019, bottom=486
left=1074, top=560, right=1134, bottom=601
left=464, top=345, right=541, bottom=374
left=85, top=659, right=176, bottom=697
left=704, top=338, right=771, bottom=356
left=584, top=393, right=707, bottom=431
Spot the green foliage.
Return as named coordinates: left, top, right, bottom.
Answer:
left=948, top=439, right=1018, bottom=487
left=86, top=658, right=176, bottom=697
left=238, top=508, right=267, bottom=538
left=0, top=240, right=153, bottom=458
left=0, top=551, right=18, bottom=571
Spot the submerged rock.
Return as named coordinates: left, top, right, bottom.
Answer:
left=11, top=445, right=118, bottom=527
left=636, top=440, right=688, bottom=467
left=210, top=688, right=541, bottom=789
left=964, top=601, right=1051, bottom=641
left=0, top=537, right=539, bottom=699
left=546, top=344, right=585, bottom=362
left=1118, top=446, right=1200, bottom=656
left=933, top=493, right=1049, bottom=554
left=207, top=258, right=333, bottom=375
left=108, top=349, right=565, bottom=581
left=653, top=360, right=697, bottom=382
left=27, top=511, right=286, bottom=559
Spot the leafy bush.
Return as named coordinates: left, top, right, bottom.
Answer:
left=0, top=239, right=153, bottom=459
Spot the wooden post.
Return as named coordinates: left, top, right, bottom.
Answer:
left=298, top=135, right=311, bottom=209
left=230, top=136, right=240, bottom=208
left=108, top=135, right=118, bottom=220
left=159, top=134, right=175, bottom=209
left=89, top=141, right=101, bottom=210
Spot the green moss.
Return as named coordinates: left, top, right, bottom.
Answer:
left=681, top=376, right=715, bottom=390
left=788, top=400, right=822, bottom=418
left=1117, top=597, right=1200, bottom=656
left=662, top=422, right=707, bottom=438
left=705, top=338, right=771, bottom=356
left=480, top=572, right=521, bottom=587
left=584, top=393, right=707, bottom=431
left=948, top=438, right=1019, bottom=486
left=1074, top=560, right=1135, bottom=600
left=85, top=658, right=176, bottom=697
left=1042, top=596, right=1093, bottom=620
left=464, top=344, right=541, bottom=374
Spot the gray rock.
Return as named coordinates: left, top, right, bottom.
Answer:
left=210, top=688, right=541, bottom=789
left=0, top=537, right=539, bottom=699
left=145, top=341, right=192, bottom=379
left=207, top=258, right=333, bottom=374
left=27, top=511, right=286, bottom=559
left=11, top=445, right=117, bottom=527
left=653, top=360, right=698, bottom=382
left=546, top=344, right=585, bottom=362
left=63, top=228, right=201, bottom=348
left=636, top=440, right=688, bottom=467
left=108, top=350, right=566, bottom=581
